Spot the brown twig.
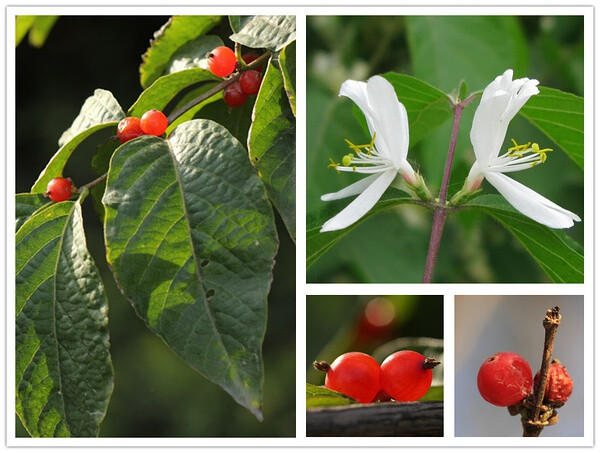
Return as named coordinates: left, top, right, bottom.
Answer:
left=521, top=306, right=561, bottom=437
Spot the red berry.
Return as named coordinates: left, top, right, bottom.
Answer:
left=223, top=82, right=248, bottom=108
left=534, top=360, right=573, bottom=404
left=380, top=350, right=437, bottom=402
left=477, top=351, right=533, bottom=407
left=45, top=177, right=73, bottom=202
left=239, top=70, right=263, bottom=95
left=117, top=117, right=144, bottom=144
left=140, top=109, right=168, bottom=136
left=207, top=46, right=237, bottom=77
left=315, top=352, right=380, bottom=404
left=242, top=52, right=263, bottom=72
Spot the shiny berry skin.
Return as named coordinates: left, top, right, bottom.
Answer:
left=223, top=82, right=248, bottom=108
left=380, top=350, right=436, bottom=402
left=45, top=177, right=73, bottom=202
left=316, top=352, right=380, bottom=404
left=477, top=351, right=533, bottom=407
left=140, top=109, right=168, bottom=136
left=239, top=70, right=263, bottom=95
left=207, top=46, right=237, bottom=77
left=117, top=117, right=144, bottom=144
left=534, top=360, right=573, bottom=404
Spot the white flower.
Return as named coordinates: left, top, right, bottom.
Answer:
left=463, top=69, right=580, bottom=229
left=320, top=75, right=417, bottom=233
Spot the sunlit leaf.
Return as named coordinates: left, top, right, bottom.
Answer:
left=103, top=121, right=277, bottom=420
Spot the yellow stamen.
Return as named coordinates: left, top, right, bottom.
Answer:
left=344, top=132, right=377, bottom=155
left=342, top=154, right=353, bottom=167
left=327, top=157, right=340, bottom=173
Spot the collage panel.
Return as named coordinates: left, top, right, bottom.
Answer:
left=14, top=13, right=296, bottom=439
left=455, top=295, right=584, bottom=437
left=306, top=15, right=583, bottom=284
left=306, top=295, right=443, bottom=437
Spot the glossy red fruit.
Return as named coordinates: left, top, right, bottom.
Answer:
left=477, top=351, right=533, bottom=407
left=534, top=360, right=573, bottom=404
left=223, top=82, right=248, bottom=108
left=117, top=117, right=144, bottom=144
left=316, top=352, right=380, bottom=404
left=380, top=350, right=437, bottom=402
left=140, top=109, right=168, bottom=136
left=239, top=70, right=263, bottom=95
left=45, top=177, right=73, bottom=202
left=207, top=46, right=237, bottom=77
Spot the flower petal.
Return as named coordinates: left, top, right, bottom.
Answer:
left=485, top=171, right=581, bottom=229
left=470, top=91, right=513, bottom=165
left=320, top=169, right=397, bottom=232
left=366, top=75, right=410, bottom=168
left=339, top=79, right=382, bottom=156
left=321, top=173, right=381, bottom=201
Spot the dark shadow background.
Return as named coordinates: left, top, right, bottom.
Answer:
left=16, top=16, right=295, bottom=437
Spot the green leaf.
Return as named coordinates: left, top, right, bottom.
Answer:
left=166, top=35, right=223, bottom=74
left=16, top=193, right=50, bottom=232
left=16, top=16, right=58, bottom=47
left=140, top=16, right=221, bottom=89
left=32, top=123, right=121, bottom=194
left=248, top=59, right=296, bottom=239
left=58, top=89, right=125, bottom=147
left=102, top=121, right=278, bottom=420
left=128, top=68, right=220, bottom=118
left=15, top=16, right=36, bottom=46
left=306, top=384, right=355, bottom=408
left=307, top=188, right=422, bottom=269
left=406, top=16, right=528, bottom=93
left=195, top=91, right=254, bottom=145
left=229, top=16, right=254, bottom=33
left=382, top=72, right=452, bottom=147
left=230, top=16, right=296, bottom=51
left=466, top=195, right=584, bottom=283
left=279, top=41, right=296, bottom=116
left=16, top=198, right=113, bottom=437
left=519, top=86, right=583, bottom=168
left=27, top=16, right=58, bottom=47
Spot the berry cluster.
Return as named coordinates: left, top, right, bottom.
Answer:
left=477, top=351, right=573, bottom=407
left=314, top=350, right=440, bottom=404
left=117, top=109, right=168, bottom=144
left=207, top=46, right=264, bottom=109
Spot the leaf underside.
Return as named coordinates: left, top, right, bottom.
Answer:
left=16, top=200, right=113, bottom=437
left=102, top=120, right=277, bottom=420
left=230, top=15, right=296, bottom=51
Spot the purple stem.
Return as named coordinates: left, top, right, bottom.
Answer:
left=422, top=94, right=478, bottom=283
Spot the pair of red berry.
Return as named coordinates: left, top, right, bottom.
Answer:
left=315, top=350, right=439, bottom=404
left=477, top=351, right=573, bottom=407
left=207, top=46, right=263, bottom=108
left=117, top=109, right=168, bottom=144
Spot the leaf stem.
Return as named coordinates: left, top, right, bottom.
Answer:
left=422, top=93, right=478, bottom=283
left=167, top=51, right=272, bottom=124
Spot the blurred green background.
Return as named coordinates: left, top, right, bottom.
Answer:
left=306, top=295, right=443, bottom=391
left=16, top=16, right=295, bottom=437
left=307, top=16, right=584, bottom=283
